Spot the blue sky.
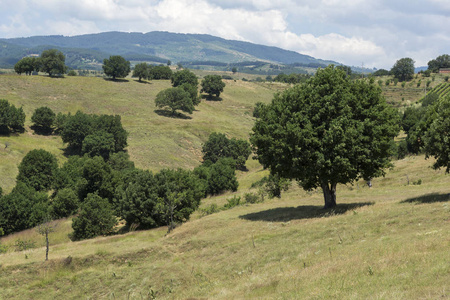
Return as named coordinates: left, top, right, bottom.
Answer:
left=1, top=0, right=449, bottom=69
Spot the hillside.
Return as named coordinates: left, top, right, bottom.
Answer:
left=0, top=31, right=337, bottom=70
left=0, top=73, right=449, bottom=299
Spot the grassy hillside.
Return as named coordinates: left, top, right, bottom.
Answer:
left=0, top=73, right=281, bottom=193
left=0, top=73, right=449, bottom=299
left=0, top=154, right=448, bottom=299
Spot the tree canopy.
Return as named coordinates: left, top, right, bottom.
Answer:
left=39, top=49, right=67, bottom=77
left=427, top=54, right=450, bottom=73
left=31, top=106, right=56, bottom=132
left=14, top=57, right=39, bottom=75
left=102, top=55, right=131, bottom=80
left=390, top=57, right=415, bottom=82
left=202, top=132, right=251, bottom=170
left=155, top=87, right=194, bottom=116
left=201, top=75, right=226, bottom=98
left=171, top=69, right=198, bottom=87
left=251, top=66, right=400, bottom=208
left=16, top=149, right=58, bottom=191
left=423, top=95, right=450, bottom=173
left=132, top=62, right=150, bottom=82
left=0, top=99, right=25, bottom=133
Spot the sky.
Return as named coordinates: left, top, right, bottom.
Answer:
left=0, top=0, right=449, bottom=69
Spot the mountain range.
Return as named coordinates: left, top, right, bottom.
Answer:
left=0, top=31, right=338, bottom=71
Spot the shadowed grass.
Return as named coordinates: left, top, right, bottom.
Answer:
left=401, top=192, right=450, bottom=204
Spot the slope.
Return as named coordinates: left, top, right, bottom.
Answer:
left=1, top=31, right=337, bottom=67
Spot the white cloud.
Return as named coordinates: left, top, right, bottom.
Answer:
left=0, top=0, right=449, bottom=69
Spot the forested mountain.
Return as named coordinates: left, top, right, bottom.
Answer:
left=0, top=31, right=337, bottom=70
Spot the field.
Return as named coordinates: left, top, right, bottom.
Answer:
left=0, top=72, right=449, bottom=299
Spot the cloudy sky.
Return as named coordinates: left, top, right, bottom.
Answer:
left=0, top=0, right=449, bottom=69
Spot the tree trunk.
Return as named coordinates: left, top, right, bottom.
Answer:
left=321, top=182, right=337, bottom=209
left=45, top=232, right=49, bottom=261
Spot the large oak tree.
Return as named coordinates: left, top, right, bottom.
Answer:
left=251, top=66, right=400, bottom=208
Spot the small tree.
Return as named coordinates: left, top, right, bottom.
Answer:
left=37, top=217, right=55, bottom=261
left=201, top=75, right=226, bottom=98
left=103, top=55, right=131, bottom=80
left=14, top=57, right=39, bottom=75
left=132, top=62, right=150, bottom=82
left=50, top=188, right=79, bottom=219
left=202, top=132, right=251, bottom=170
left=17, top=149, right=58, bottom=191
left=31, top=106, right=56, bottom=133
left=423, top=96, right=450, bottom=173
left=39, top=49, right=67, bottom=77
left=71, top=193, right=117, bottom=240
left=171, top=69, right=198, bottom=87
left=155, top=87, right=194, bottom=116
left=391, top=57, right=415, bottom=82
left=0, top=99, right=25, bottom=134
left=81, top=131, right=115, bottom=160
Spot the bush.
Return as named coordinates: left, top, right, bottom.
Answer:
left=0, top=99, right=25, bottom=133
left=199, top=203, right=221, bottom=216
left=71, top=193, right=117, bottom=240
left=445, top=76, right=449, bottom=82
left=224, top=196, right=241, bottom=209
left=67, top=70, right=77, bottom=76
left=206, top=158, right=239, bottom=195
left=244, top=193, right=260, bottom=204
left=14, top=239, right=36, bottom=252
left=202, top=132, right=251, bottom=170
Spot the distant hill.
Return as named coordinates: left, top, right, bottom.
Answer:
left=0, top=31, right=338, bottom=70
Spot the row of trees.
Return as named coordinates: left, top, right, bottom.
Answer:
left=15, top=49, right=68, bottom=77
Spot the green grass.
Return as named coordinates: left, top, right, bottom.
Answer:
left=0, top=74, right=278, bottom=192
left=0, top=73, right=449, bottom=299
left=0, top=154, right=448, bottom=299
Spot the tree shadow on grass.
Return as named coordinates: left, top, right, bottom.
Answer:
left=201, top=94, right=223, bottom=101
left=239, top=202, right=374, bottom=222
left=103, top=78, right=129, bottom=83
left=154, top=109, right=192, bottom=120
left=400, top=193, right=450, bottom=204
left=30, top=125, right=54, bottom=136
left=134, top=80, right=152, bottom=84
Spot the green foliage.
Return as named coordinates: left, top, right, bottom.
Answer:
left=200, top=75, right=226, bottom=97
left=78, top=156, right=117, bottom=202
left=199, top=203, right=221, bottom=216
left=0, top=182, right=49, bottom=235
left=391, top=58, right=415, bottom=81
left=202, top=132, right=251, bottom=170
left=132, top=62, right=150, bottom=81
left=274, top=73, right=309, bottom=84
left=114, top=169, right=159, bottom=229
left=423, top=96, right=450, bottom=172
left=427, top=54, right=450, bottom=73
left=60, top=111, right=127, bottom=153
left=251, top=174, right=291, bottom=198
left=397, top=140, right=408, bottom=159
left=445, top=76, right=449, bottom=82
left=50, top=188, right=79, bottom=219
left=171, top=69, right=198, bottom=87
left=17, top=149, right=58, bottom=191
left=14, top=57, right=39, bottom=75
left=251, top=65, right=400, bottom=208
left=205, top=158, right=239, bottom=195
left=155, top=87, right=194, bottom=115
left=224, top=196, right=241, bottom=209
left=252, top=102, right=265, bottom=118
left=31, top=106, right=56, bottom=132
left=14, top=239, right=36, bottom=251
left=373, top=69, right=390, bottom=76
left=244, top=193, right=261, bottom=204
left=0, top=99, right=25, bottom=133
left=67, top=70, right=77, bottom=76
left=71, top=193, right=117, bottom=240
left=149, top=65, right=172, bottom=79
left=102, top=55, right=131, bottom=80
left=108, top=152, right=135, bottom=171
left=82, top=131, right=115, bottom=160
left=39, top=49, right=67, bottom=77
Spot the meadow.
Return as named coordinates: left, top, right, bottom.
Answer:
left=0, top=72, right=449, bottom=299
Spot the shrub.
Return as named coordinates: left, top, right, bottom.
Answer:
left=224, top=196, right=241, bottom=209
left=199, top=203, right=221, bottom=216
left=14, top=239, right=36, bottom=252
left=67, top=70, right=77, bottom=76
left=244, top=193, right=260, bottom=204
left=445, top=76, right=449, bottom=82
